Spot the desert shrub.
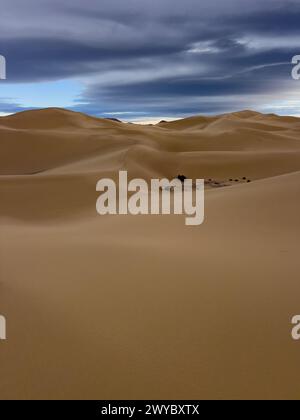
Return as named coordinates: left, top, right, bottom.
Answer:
left=177, top=175, right=187, bottom=183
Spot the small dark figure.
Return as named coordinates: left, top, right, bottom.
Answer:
left=235, top=179, right=239, bottom=182
left=177, top=175, right=187, bottom=183
left=242, top=177, right=247, bottom=180
left=247, top=180, right=251, bottom=183
left=229, top=179, right=233, bottom=182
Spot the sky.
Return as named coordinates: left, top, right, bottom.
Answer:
left=0, top=0, right=300, bottom=122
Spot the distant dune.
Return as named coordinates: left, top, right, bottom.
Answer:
left=0, top=108, right=300, bottom=399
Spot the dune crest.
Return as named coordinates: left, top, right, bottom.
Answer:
left=1, top=108, right=300, bottom=178
left=0, top=107, right=123, bottom=130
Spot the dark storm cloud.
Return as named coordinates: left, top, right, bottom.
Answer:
left=93, top=76, right=275, bottom=99
left=0, top=0, right=299, bottom=116
left=1, top=37, right=183, bottom=82
left=74, top=65, right=288, bottom=117
left=229, top=5, right=300, bottom=34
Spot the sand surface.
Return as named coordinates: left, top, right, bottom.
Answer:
left=0, top=108, right=300, bottom=399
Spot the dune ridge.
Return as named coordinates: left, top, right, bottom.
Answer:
left=1, top=108, right=300, bottom=178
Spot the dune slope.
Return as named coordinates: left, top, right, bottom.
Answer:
left=0, top=109, right=299, bottom=399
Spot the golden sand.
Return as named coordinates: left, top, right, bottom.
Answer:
left=0, top=108, right=300, bottom=399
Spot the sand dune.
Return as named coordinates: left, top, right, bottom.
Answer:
left=0, top=108, right=300, bottom=399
